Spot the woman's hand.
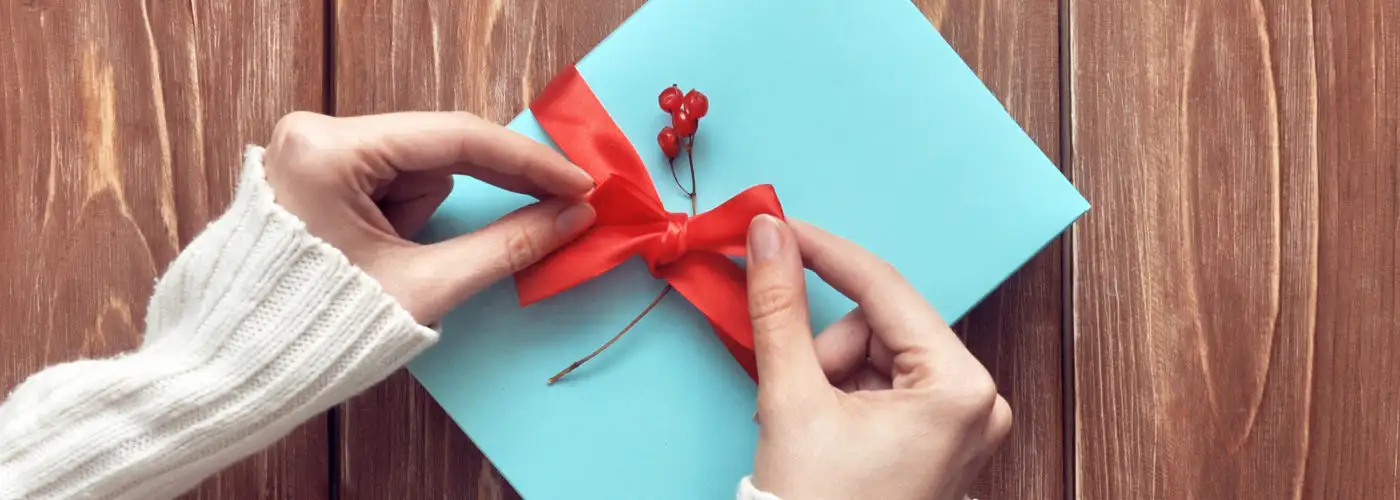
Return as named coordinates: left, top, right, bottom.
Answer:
left=744, top=215, right=1012, bottom=500
left=262, top=111, right=597, bottom=325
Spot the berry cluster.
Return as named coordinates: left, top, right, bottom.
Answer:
left=656, top=85, right=708, bottom=158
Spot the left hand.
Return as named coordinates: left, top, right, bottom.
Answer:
left=261, top=111, right=598, bottom=325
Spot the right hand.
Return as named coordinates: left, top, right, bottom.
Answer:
left=744, top=215, right=1012, bottom=500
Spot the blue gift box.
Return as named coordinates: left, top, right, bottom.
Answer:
left=413, top=0, right=1088, bottom=498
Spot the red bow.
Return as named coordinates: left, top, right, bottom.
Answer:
left=515, top=65, right=784, bottom=380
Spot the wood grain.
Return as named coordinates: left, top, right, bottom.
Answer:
left=0, top=1, right=330, bottom=498
left=918, top=0, right=1067, bottom=498
left=333, top=1, right=1065, bottom=498
left=333, top=3, right=645, bottom=497
left=1070, top=0, right=1400, bottom=497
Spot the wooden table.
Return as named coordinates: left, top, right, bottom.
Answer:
left=2, top=1, right=1395, bottom=498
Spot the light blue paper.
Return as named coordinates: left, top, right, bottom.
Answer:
left=411, top=1, right=1089, bottom=498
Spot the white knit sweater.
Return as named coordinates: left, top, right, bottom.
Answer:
left=0, top=147, right=776, bottom=499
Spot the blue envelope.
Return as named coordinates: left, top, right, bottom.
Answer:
left=413, top=0, right=1089, bottom=498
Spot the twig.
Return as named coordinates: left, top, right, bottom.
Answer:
left=685, top=138, right=698, bottom=212
left=547, top=286, right=674, bottom=385
left=547, top=126, right=702, bottom=384
left=670, top=160, right=694, bottom=198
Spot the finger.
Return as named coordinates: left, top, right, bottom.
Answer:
left=464, top=167, right=554, bottom=200
left=869, top=334, right=895, bottom=376
left=848, top=365, right=892, bottom=391
left=413, top=199, right=596, bottom=314
left=813, top=308, right=871, bottom=383
left=985, top=395, right=1014, bottom=447
left=788, top=219, right=972, bottom=376
left=381, top=161, right=551, bottom=201
left=747, top=215, right=827, bottom=413
left=950, top=398, right=1009, bottom=500
left=835, top=364, right=892, bottom=393
left=379, top=175, right=454, bottom=238
left=338, top=111, right=594, bottom=199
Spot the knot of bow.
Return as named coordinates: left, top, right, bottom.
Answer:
left=512, top=65, right=784, bottom=381
left=652, top=212, right=690, bottom=268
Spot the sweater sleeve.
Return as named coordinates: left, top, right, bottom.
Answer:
left=736, top=476, right=976, bottom=500
left=737, top=476, right=783, bottom=500
left=0, top=146, right=439, bottom=500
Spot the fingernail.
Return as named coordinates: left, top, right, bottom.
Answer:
left=556, top=202, right=595, bottom=235
left=568, top=164, right=595, bottom=190
left=748, top=214, right=782, bottom=261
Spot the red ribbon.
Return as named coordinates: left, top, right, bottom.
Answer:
left=515, top=65, right=784, bottom=380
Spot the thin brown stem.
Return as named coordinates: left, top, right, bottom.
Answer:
left=547, top=127, right=702, bottom=384
left=686, top=136, right=698, bottom=203
left=669, top=159, right=692, bottom=197
left=547, top=286, right=673, bottom=384
left=669, top=134, right=699, bottom=198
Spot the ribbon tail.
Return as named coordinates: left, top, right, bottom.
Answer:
left=661, top=253, right=758, bottom=381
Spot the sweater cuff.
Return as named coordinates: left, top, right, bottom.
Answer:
left=141, top=144, right=440, bottom=387
left=737, top=476, right=782, bottom=500
left=736, top=476, right=975, bottom=500
left=0, top=146, right=438, bottom=499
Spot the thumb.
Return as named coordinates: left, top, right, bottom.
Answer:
left=399, top=199, right=595, bottom=322
left=747, top=215, right=826, bottom=416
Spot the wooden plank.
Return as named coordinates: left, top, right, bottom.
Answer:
left=0, top=1, right=329, bottom=498
left=333, top=1, right=1064, bottom=498
left=1071, top=0, right=1400, bottom=497
left=918, top=0, right=1067, bottom=498
left=332, top=4, right=646, bottom=497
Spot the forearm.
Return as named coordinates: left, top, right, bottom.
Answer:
left=0, top=147, right=437, bottom=499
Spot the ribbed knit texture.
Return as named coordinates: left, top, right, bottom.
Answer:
left=0, top=146, right=438, bottom=499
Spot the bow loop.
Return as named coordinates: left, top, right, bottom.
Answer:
left=516, top=64, right=786, bottom=381
left=590, top=176, right=668, bottom=226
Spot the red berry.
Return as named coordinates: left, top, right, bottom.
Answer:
left=683, top=90, right=709, bottom=118
left=673, top=109, right=697, bottom=137
left=659, top=85, right=683, bottom=113
left=658, top=127, right=680, bottom=158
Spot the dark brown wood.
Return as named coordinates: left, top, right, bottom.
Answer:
left=1071, top=0, right=1400, bottom=498
left=333, top=1, right=1064, bottom=498
left=0, top=1, right=329, bottom=498
left=332, top=3, right=646, bottom=497
left=918, top=0, right=1067, bottom=499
